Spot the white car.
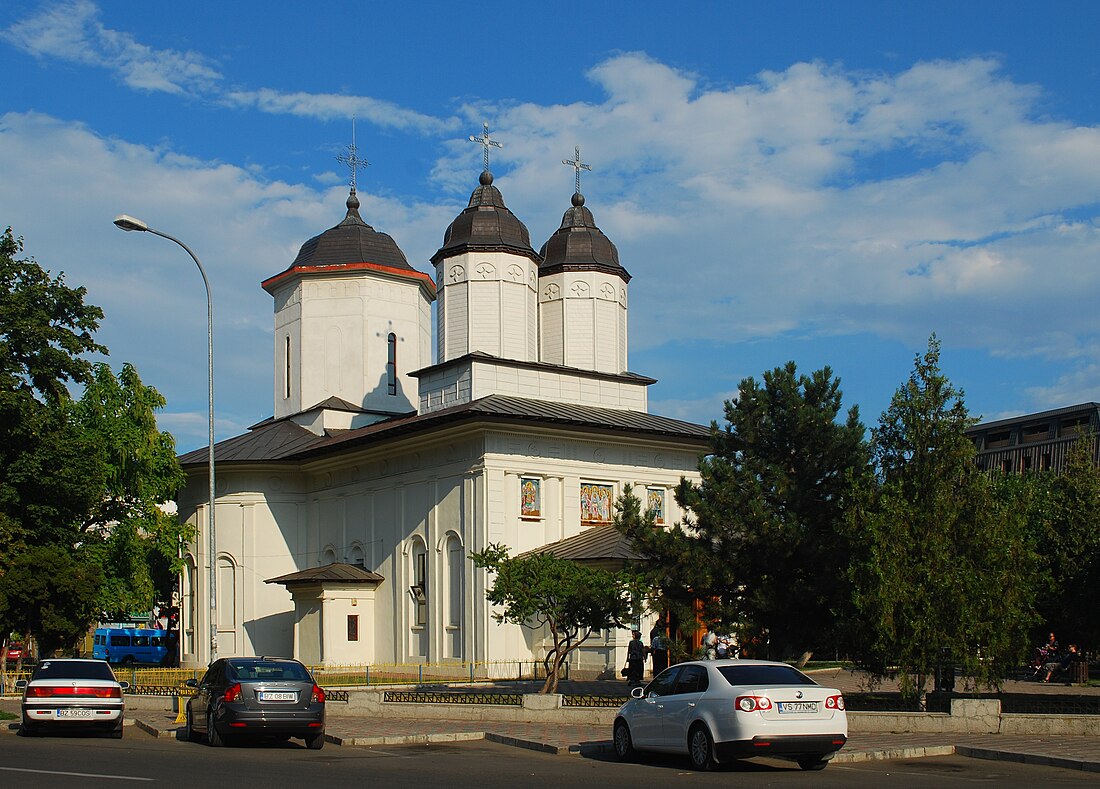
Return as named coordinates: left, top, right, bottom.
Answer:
left=613, top=659, right=847, bottom=771
left=17, top=658, right=128, bottom=738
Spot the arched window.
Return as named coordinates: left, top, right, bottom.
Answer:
left=217, top=557, right=236, bottom=630
left=348, top=543, right=365, bottom=567
left=444, top=534, right=464, bottom=658
left=386, top=333, right=397, bottom=395
left=410, top=540, right=427, bottom=627
left=321, top=546, right=337, bottom=565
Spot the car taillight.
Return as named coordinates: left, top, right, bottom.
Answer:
left=27, top=686, right=121, bottom=698
left=825, top=694, right=845, bottom=710
left=223, top=683, right=242, bottom=703
left=735, top=695, right=772, bottom=712
left=311, top=684, right=326, bottom=703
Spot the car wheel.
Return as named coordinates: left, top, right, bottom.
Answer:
left=613, top=720, right=635, bottom=761
left=121, top=656, right=135, bottom=667
left=185, top=707, right=202, bottom=743
left=18, top=719, right=36, bottom=737
left=688, top=724, right=715, bottom=771
left=797, top=756, right=829, bottom=771
left=206, top=710, right=224, bottom=747
left=305, top=732, right=325, bottom=750
left=110, top=721, right=124, bottom=740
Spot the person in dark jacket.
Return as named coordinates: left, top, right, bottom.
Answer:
left=626, top=630, right=648, bottom=686
left=650, top=626, right=670, bottom=675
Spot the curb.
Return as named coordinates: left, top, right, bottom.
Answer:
left=954, top=745, right=1100, bottom=774
left=832, top=745, right=955, bottom=763
left=330, top=731, right=486, bottom=747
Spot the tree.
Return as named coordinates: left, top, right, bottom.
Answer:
left=470, top=544, right=645, bottom=694
left=847, top=336, right=1038, bottom=697
left=0, top=228, right=189, bottom=650
left=622, top=362, right=868, bottom=661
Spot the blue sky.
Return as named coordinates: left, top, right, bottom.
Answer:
left=3, top=1, right=1100, bottom=451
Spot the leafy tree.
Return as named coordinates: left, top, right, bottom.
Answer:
left=848, top=336, right=1038, bottom=697
left=0, top=228, right=188, bottom=649
left=1031, top=435, right=1100, bottom=646
left=471, top=544, right=645, bottom=694
left=622, top=362, right=868, bottom=661
left=0, top=544, right=102, bottom=657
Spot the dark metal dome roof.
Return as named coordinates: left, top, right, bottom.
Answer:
left=290, top=191, right=412, bottom=271
left=430, top=171, right=539, bottom=265
left=538, top=192, right=630, bottom=281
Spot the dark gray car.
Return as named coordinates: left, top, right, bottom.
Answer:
left=184, top=656, right=326, bottom=749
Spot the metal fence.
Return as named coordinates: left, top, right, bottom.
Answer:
left=2, top=660, right=565, bottom=698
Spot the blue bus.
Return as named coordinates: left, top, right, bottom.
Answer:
left=92, top=628, right=174, bottom=666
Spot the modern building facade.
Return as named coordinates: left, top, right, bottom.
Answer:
left=967, top=402, right=1100, bottom=474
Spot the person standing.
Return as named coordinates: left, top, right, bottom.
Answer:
left=650, top=626, right=670, bottom=675
left=626, top=630, right=648, bottom=686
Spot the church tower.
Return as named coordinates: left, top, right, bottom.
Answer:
left=262, top=188, right=435, bottom=426
left=431, top=125, right=540, bottom=364
left=538, top=148, right=630, bottom=374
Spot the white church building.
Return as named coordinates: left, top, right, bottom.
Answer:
left=175, top=149, right=709, bottom=675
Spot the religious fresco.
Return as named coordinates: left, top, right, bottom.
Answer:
left=581, top=483, right=613, bottom=523
left=647, top=487, right=666, bottom=524
left=521, top=477, right=541, bottom=519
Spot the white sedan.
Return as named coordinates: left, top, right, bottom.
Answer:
left=613, top=659, right=847, bottom=771
left=17, top=658, right=129, bottom=738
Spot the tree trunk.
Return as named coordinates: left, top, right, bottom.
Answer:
left=795, top=650, right=813, bottom=668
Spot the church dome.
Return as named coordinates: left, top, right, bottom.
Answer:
left=430, top=172, right=539, bottom=265
left=538, top=193, right=630, bottom=281
left=289, top=191, right=412, bottom=271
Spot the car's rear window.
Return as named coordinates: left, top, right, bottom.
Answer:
left=228, top=660, right=311, bottom=681
left=33, top=660, right=116, bottom=681
left=718, top=665, right=818, bottom=687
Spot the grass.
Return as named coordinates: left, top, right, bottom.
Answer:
left=0, top=711, right=16, bottom=721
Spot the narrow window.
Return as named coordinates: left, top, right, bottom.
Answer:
left=387, top=333, right=397, bottom=395
left=284, top=336, right=291, bottom=399
left=347, top=615, right=359, bottom=642
left=415, top=550, right=427, bottom=625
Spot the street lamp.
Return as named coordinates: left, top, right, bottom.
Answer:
left=113, top=214, right=218, bottom=663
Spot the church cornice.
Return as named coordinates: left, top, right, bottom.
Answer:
left=409, top=352, right=656, bottom=386
left=262, top=260, right=437, bottom=299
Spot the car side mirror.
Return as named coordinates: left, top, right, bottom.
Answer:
left=14, top=679, right=27, bottom=689
left=630, top=686, right=645, bottom=699
left=184, top=678, right=198, bottom=688
left=118, top=681, right=130, bottom=691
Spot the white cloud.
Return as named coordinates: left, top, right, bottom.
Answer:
left=223, top=89, right=457, bottom=134
left=3, top=0, right=222, bottom=95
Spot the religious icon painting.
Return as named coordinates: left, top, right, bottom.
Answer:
left=581, top=483, right=613, bottom=523
left=521, top=477, right=541, bottom=519
left=647, top=487, right=666, bottom=525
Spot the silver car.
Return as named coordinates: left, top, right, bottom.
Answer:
left=613, top=659, right=847, bottom=770
left=17, top=658, right=128, bottom=738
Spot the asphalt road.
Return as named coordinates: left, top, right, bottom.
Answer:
left=1, top=728, right=1098, bottom=788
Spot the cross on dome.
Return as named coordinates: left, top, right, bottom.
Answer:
left=562, top=145, right=592, bottom=195
left=335, top=117, right=370, bottom=192
left=469, top=122, right=503, bottom=173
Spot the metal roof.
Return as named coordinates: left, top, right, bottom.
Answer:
left=180, top=394, right=710, bottom=467
left=265, top=562, right=384, bottom=586
left=520, top=524, right=642, bottom=563
left=538, top=193, right=630, bottom=281
left=430, top=172, right=539, bottom=265
left=409, top=351, right=657, bottom=385
left=967, top=402, right=1100, bottom=433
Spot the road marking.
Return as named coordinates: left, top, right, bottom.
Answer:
left=0, top=766, right=153, bottom=782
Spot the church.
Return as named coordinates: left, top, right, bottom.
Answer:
left=175, top=135, right=709, bottom=675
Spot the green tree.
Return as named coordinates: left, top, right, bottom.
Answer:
left=471, top=543, right=645, bottom=694
left=848, top=336, right=1038, bottom=697
left=622, top=362, right=868, bottom=661
left=0, top=228, right=189, bottom=648
left=1033, top=435, right=1100, bottom=646
left=0, top=544, right=102, bottom=657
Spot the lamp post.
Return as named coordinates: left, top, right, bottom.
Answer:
left=113, top=214, right=218, bottom=663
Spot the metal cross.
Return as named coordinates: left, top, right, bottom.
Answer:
left=469, top=122, right=503, bottom=172
left=336, top=116, right=369, bottom=191
left=562, top=145, right=592, bottom=194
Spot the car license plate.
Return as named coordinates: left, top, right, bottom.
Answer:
left=56, top=708, right=95, bottom=718
left=777, top=701, right=818, bottom=714
left=259, top=691, right=297, bottom=702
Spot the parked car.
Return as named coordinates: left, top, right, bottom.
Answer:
left=613, top=659, right=847, bottom=771
left=16, top=658, right=128, bottom=738
left=6, top=643, right=25, bottom=662
left=185, top=656, right=326, bottom=749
